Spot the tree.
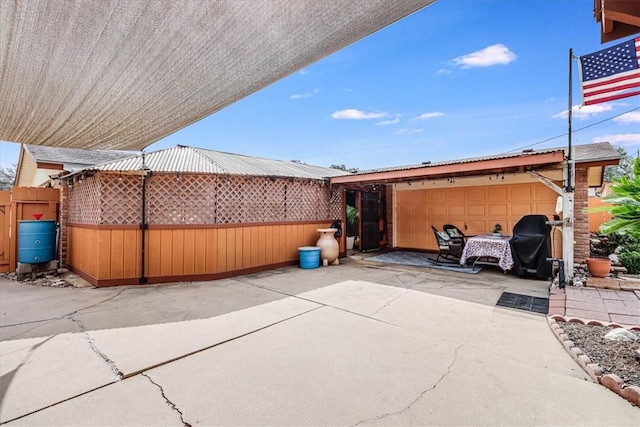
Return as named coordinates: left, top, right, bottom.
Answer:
left=0, top=165, right=16, bottom=190
left=600, top=157, right=640, bottom=238
left=604, top=146, right=635, bottom=181
left=330, top=164, right=359, bottom=173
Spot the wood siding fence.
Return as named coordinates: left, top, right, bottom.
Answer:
left=588, top=197, right=612, bottom=234
left=0, top=187, right=59, bottom=273
left=67, top=221, right=332, bottom=286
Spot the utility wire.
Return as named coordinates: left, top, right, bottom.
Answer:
left=503, top=105, right=640, bottom=154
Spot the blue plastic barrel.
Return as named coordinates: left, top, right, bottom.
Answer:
left=18, top=220, right=56, bottom=263
left=298, top=246, right=320, bottom=269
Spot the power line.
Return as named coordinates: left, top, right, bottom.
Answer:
left=504, top=105, right=640, bottom=154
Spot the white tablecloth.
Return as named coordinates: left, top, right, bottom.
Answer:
left=460, top=235, right=514, bottom=272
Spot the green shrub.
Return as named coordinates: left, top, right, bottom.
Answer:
left=619, top=250, right=640, bottom=275
left=346, top=205, right=358, bottom=236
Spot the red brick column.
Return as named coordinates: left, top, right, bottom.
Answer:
left=573, top=167, right=589, bottom=263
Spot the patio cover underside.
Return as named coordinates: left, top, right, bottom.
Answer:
left=0, top=0, right=434, bottom=151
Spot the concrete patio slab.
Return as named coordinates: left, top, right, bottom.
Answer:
left=2, top=264, right=639, bottom=425
left=138, top=280, right=638, bottom=426
left=91, top=296, right=321, bottom=376
left=145, top=304, right=458, bottom=426
left=7, top=375, right=181, bottom=426
left=0, top=333, right=118, bottom=423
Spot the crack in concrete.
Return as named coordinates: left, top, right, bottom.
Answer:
left=236, top=278, right=411, bottom=330
left=61, top=288, right=127, bottom=319
left=1, top=317, right=61, bottom=328
left=370, top=274, right=416, bottom=316
left=354, top=344, right=463, bottom=425
left=64, top=313, right=122, bottom=381
left=1, top=319, right=63, bottom=341
left=141, top=373, right=192, bottom=427
left=370, top=288, right=410, bottom=316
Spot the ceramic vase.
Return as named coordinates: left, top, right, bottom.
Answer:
left=316, top=228, right=339, bottom=265
left=586, top=257, right=611, bottom=278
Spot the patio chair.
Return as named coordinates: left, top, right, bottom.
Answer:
left=431, top=225, right=463, bottom=264
left=443, top=224, right=467, bottom=248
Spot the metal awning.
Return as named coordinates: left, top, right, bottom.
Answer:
left=0, top=0, right=435, bottom=150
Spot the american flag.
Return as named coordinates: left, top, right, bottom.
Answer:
left=578, top=37, right=640, bottom=106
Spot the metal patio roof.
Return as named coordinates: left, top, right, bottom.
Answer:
left=331, top=142, right=621, bottom=185
left=0, top=1, right=434, bottom=151
left=346, top=142, right=621, bottom=176
left=73, top=145, right=348, bottom=180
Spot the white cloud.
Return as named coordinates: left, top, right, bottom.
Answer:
left=613, top=111, right=640, bottom=124
left=298, top=69, right=309, bottom=76
left=552, top=103, right=614, bottom=120
left=437, top=69, right=451, bottom=75
left=395, top=128, right=423, bottom=135
left=417, top=112, right=444, bottom=120
left=375, top=118, right=400, bottom=126
left=451, top=44, right=516, bottom=68
left=592, top=134, right=640, bottom=148
left=289, top=88, right=320, bottom=100
left=332, top=109, right=387, bottom=120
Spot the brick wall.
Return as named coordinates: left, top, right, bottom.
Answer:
left=574, top=167, right=589, bottom=263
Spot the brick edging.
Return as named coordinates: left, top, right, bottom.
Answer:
left=547, top=315, right=640, bottom=407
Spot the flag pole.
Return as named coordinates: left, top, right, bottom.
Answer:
left=567, top=48, right=573, bottom=192
left=562, top=48, right=575, bottom=284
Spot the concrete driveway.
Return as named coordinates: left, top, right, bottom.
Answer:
left=1, top=259, right=638, bottom=425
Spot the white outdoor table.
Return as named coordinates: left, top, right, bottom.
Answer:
left=459, top=234, right=514, bottom=273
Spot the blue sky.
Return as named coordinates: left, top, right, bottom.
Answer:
left=1, top=0, right=639, bottom=171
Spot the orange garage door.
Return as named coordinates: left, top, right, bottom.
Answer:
left=395, top=182, right=561, bottom=255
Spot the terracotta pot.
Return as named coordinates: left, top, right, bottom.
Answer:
left=316, top=228, right=339, bottom=265
left=586, top=257, right=611, bottom=278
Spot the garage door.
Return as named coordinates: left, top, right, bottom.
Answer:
left=395, top=183, right=560, bottom=253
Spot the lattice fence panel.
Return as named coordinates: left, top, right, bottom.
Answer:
left=264, top=178, right=287, bottom=220
left=329, top=185, right=344, bottom=222
left=215, top=175, right=245, bottom=223
left=285, top=179, right=330, bottom=221
left=146, top=174, right=217, bottom=224
left=238, top=176, right=268, bottom=223
left=100, top=174, right=142, bottom=225
left=67, top=176, right=100, bottom=224
left=182, top=175, right=217, bottom=224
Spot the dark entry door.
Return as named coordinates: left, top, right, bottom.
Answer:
left=360, top=192, right=380, bottom=252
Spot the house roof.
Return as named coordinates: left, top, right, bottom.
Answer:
left=68, top=145, right=348, bottom=180
left=0, top=1, right=434, bottom=151
left=331, top=142, right=621, bottom=185
left=24, top=144, right=138, bottom=172
left=593, top=0, right=640, bottom=43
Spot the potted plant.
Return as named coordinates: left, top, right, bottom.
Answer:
left=346, top=205, right=358, bottom=250
left=586, top=234, right=612, bottom=277
left=492, top=223, right=502, bottom=236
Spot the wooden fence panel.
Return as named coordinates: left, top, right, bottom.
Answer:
left=0, top=187, right=59, bottom=273
left=588, top=197, right=612, bottom=233
left=0, top=191, right=10, bottom=273
left=66, top=221, right=331, bottom=286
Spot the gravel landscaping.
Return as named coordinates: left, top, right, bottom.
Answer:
left=560, top=322, right=640, bottom=388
